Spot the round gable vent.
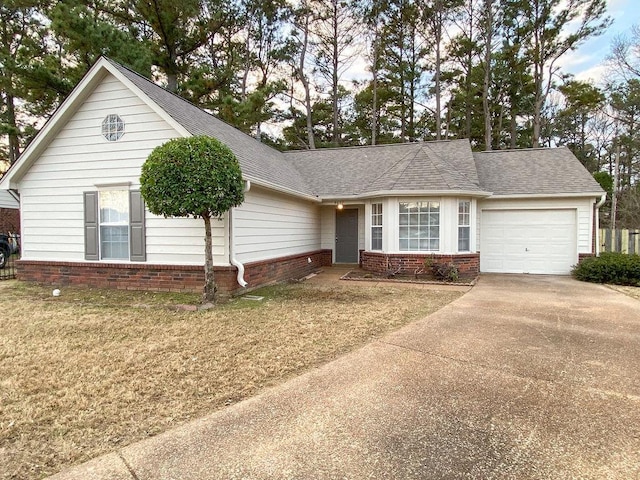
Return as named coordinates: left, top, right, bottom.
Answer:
left=102, top=114, right=125, bottom=141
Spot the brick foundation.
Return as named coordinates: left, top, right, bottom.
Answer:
left=361, top=251, right=480, bottom=277
left=0, top=207, right=19, bottom=233
left=578, top=253, right=595, bottom=263
left=16, top=249, right=333, bottom=297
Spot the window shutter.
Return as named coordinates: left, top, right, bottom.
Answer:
left=129, top=190, right=146, bottom=262
left=84, top=191, right=99, bottom=260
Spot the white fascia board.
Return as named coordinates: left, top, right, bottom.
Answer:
left=243, top=175, right=321, bottom=203
left=0, top=60, right=113, bottom=190
left=485, top=192, right=604, bottom=200
left=319, top=190, right=493, bottom=202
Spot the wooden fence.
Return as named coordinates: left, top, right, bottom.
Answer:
left=599, top=229, right=640, bottom=254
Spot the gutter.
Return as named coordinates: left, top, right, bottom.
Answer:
left=8, top=189, right=19, bottom=203
left=595, top=193, right=607, bottom=256
left=229, top=180, right=251, bottom=288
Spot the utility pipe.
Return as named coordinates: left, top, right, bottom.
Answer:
left=595, top=193, right=606, bottom=256
left=229, top=180, right=251, bottom=288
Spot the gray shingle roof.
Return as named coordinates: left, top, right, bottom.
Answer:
left=108, top=59, right=316, bottom=198
left=474, top=147, right=604, bottom=195
left=107, top=59, right=602, bottom=200
left=284, top=140, right=483, bottom=197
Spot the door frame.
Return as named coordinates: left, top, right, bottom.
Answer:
left=335, top=208, right=359, bottom=263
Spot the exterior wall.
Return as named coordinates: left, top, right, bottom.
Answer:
left=0, top=207, right=20, bottom=233
left=361, top=251, right=479, bottom=278
left=477, top=197, right=596, bottom=255
left=319, top=204, right=364, bottom=262
left=233, top=186, right=321, bottom=264
left=18, top=72, right=227, bottom=266
left=17, top=249, right=332, bottom=297
left=0, top=190, right=18, bottom=209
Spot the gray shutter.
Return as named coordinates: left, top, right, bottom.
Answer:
left=84, top=191, right=99, bottom=260
left=129, top=190, right=146, bottom=262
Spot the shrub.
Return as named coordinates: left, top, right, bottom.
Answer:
left=572, top=252, right=640, bottom=286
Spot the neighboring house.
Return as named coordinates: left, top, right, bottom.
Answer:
left=0, top=189, right=19, bottom=234
left=0, top=57, right=605, bottom=294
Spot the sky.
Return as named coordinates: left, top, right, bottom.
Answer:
left=559, top=0, right=639, bottom=83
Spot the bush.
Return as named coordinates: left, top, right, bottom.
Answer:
left=572, top=252, right=640, bottom=286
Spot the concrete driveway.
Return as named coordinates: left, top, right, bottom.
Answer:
left=50, top=275, right=640, bottom=479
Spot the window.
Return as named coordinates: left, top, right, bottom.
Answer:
left=399, top=201, right=439, bottom=251
left=458, top=200, right=471, bottom=251
left=100, top=191, right=129, bottom=259
left=102, top=114, right=125, bottom=141
left=84, top=190, right=146, bottom=262
left=371, top=203, right=383, bottom=250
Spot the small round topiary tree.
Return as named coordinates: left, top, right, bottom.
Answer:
left=140, top=136, right=245, bottom=303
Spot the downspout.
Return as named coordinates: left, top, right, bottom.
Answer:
left=594, top=193, right=606, bottom=256
left=229, top=180, right=251, bottom=288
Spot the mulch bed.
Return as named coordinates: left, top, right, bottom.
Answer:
left=341, top=269, right=477, bottom=286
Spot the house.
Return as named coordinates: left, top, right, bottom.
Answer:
left=0, top=57, right=605, bottom=295
left=0, top=189, right=19, bottom=234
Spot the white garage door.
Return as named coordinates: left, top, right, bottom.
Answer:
left=481, top=209, right=577, bottom=274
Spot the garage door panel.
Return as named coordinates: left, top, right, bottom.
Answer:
left=481, top=209, right=577, bottom=275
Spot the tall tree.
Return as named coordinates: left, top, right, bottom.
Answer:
left=310, top=0, right=361, bottom=146
left=505, top=0, right=610, bottom=148
left=0, top=1, right=84, bottom=165
left=552, top=79, right=605, bottom=171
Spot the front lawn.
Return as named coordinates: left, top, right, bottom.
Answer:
left=0, top=280, right=462, bottom=480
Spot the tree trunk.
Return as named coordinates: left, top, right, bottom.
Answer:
left=203, top=214, right=216, bottom=303
left=372, top=40, right=378, bottom=146
left=5, top=93, right=21, bottom=164
left=434, top=17, right=442, bottom=141
left=482, top=0, right=493, bottom=151
left=510, top=106, right=517, bottom=149
left=332, top=2, right=340, bottom=147
left=299, top=7, right=315, bottom=149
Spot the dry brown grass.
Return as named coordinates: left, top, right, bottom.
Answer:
left=0, top=279, right=462, bottom=480
left=607, top=284, right=640, bottom=300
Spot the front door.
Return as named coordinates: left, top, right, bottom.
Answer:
left=335, top=208, right=359, bottom=263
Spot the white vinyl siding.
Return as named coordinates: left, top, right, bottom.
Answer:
left=18, top=73, right=227, bottom=265
left=233, top=186, right=321, bottom=263
left=0, top=190, right=18, bottom=209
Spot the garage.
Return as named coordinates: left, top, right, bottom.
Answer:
left=480, top=209, right=577, bottom=275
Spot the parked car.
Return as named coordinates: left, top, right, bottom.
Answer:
left=0, top=233, right=20, bottom=269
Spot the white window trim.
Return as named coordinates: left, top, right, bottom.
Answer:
left=99, top=189, right=130, bottom=261
left=371, top=202, right=383, bottom=251
left=457, top=199, right=471, bottom=252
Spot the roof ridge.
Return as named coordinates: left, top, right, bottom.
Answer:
left=418, top=145, right=454, bottom=189
left=283, top=138, right=469, bottom=155
left=474, top=146, right=566, bottom=155
left=364, top=145, right=421, bottom=192
left=425, top=142, right=479, bottom=188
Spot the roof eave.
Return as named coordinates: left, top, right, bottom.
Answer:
left=484, top=191, right=605, bottom=199
left=319, top=189, right=492, bottom=201
left=244, top=175, right=320, bottom=202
